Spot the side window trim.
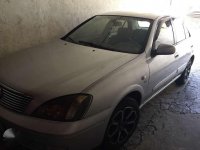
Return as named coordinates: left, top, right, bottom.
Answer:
left=183, top=24, right=191, bottom=38
left=183, top=23, right=187, bottom=39
left=169, top=18, right=176, bottom=45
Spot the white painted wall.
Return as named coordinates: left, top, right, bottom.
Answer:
left=0, top=0, right=198, bottom=57
left=0, top=0, right=122, bottom=57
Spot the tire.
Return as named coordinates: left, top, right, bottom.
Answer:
left=176, top=59, right=192, bottom=85
left=103, top=97, right=139, bottom=149
left=0, top=123, right=5, bottom=141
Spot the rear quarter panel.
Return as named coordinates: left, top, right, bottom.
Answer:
left=175, top=37, right=194, bottom=75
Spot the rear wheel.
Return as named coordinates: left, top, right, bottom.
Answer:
left=103, top=97, right=139, bottom=149
left=176, top=60, right=192, bottom=85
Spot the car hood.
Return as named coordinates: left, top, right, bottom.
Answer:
left=0, top=40, right=138, bottom=101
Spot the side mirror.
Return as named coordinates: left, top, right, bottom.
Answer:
left=153, top=44, right=175, bottom=56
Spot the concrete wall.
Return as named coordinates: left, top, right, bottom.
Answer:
left=0, top=0, right=180, bottom=57
left=0, top=0, right=123, bottom=57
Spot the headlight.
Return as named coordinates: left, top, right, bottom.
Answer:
left=32, top=94, right=92, bottom=121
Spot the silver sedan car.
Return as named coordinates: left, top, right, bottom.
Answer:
left=0, top=11, right=194, bottom=150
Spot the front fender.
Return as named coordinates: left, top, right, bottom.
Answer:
left=83, top=53, right=149, bottom=118
left=111, top=84, right=144, bottom=109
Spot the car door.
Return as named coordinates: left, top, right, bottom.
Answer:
left=171, top=18, right=193, bottom=75
left=147, top=18, right=177, bottom=96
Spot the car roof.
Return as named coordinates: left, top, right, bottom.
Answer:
left=101, top=11, right=166, bottom=20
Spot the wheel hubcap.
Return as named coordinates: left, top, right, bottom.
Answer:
left=184, top=61, right=192, bottom=81
left=107, top=107, right=137, bottom=144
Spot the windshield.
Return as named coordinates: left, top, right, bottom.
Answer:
left=64, top=15, right=152, bottom=54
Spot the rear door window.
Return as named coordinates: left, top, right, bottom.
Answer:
left=172, top=19, right=186, bottom=43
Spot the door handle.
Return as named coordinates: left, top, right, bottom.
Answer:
left=174, top=53, right=179, bottom=58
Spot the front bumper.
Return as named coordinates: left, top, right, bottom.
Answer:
left=0, top=106, right=112, bottom=150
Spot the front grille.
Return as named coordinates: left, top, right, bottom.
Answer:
left=0, top=84, right=32, bottom=113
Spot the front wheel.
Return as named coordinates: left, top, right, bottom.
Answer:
left=176, top=59, right=192, bottom=85
left=0, top=123, right=5, bottom=141
left=103, top=97, right=139, bottom=149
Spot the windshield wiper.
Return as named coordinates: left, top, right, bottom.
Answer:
left=78, top=40, right=120, bottom=52
left=66, top=36, right=77, bottom=43
left=78, top=41, right=103, bottom=48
